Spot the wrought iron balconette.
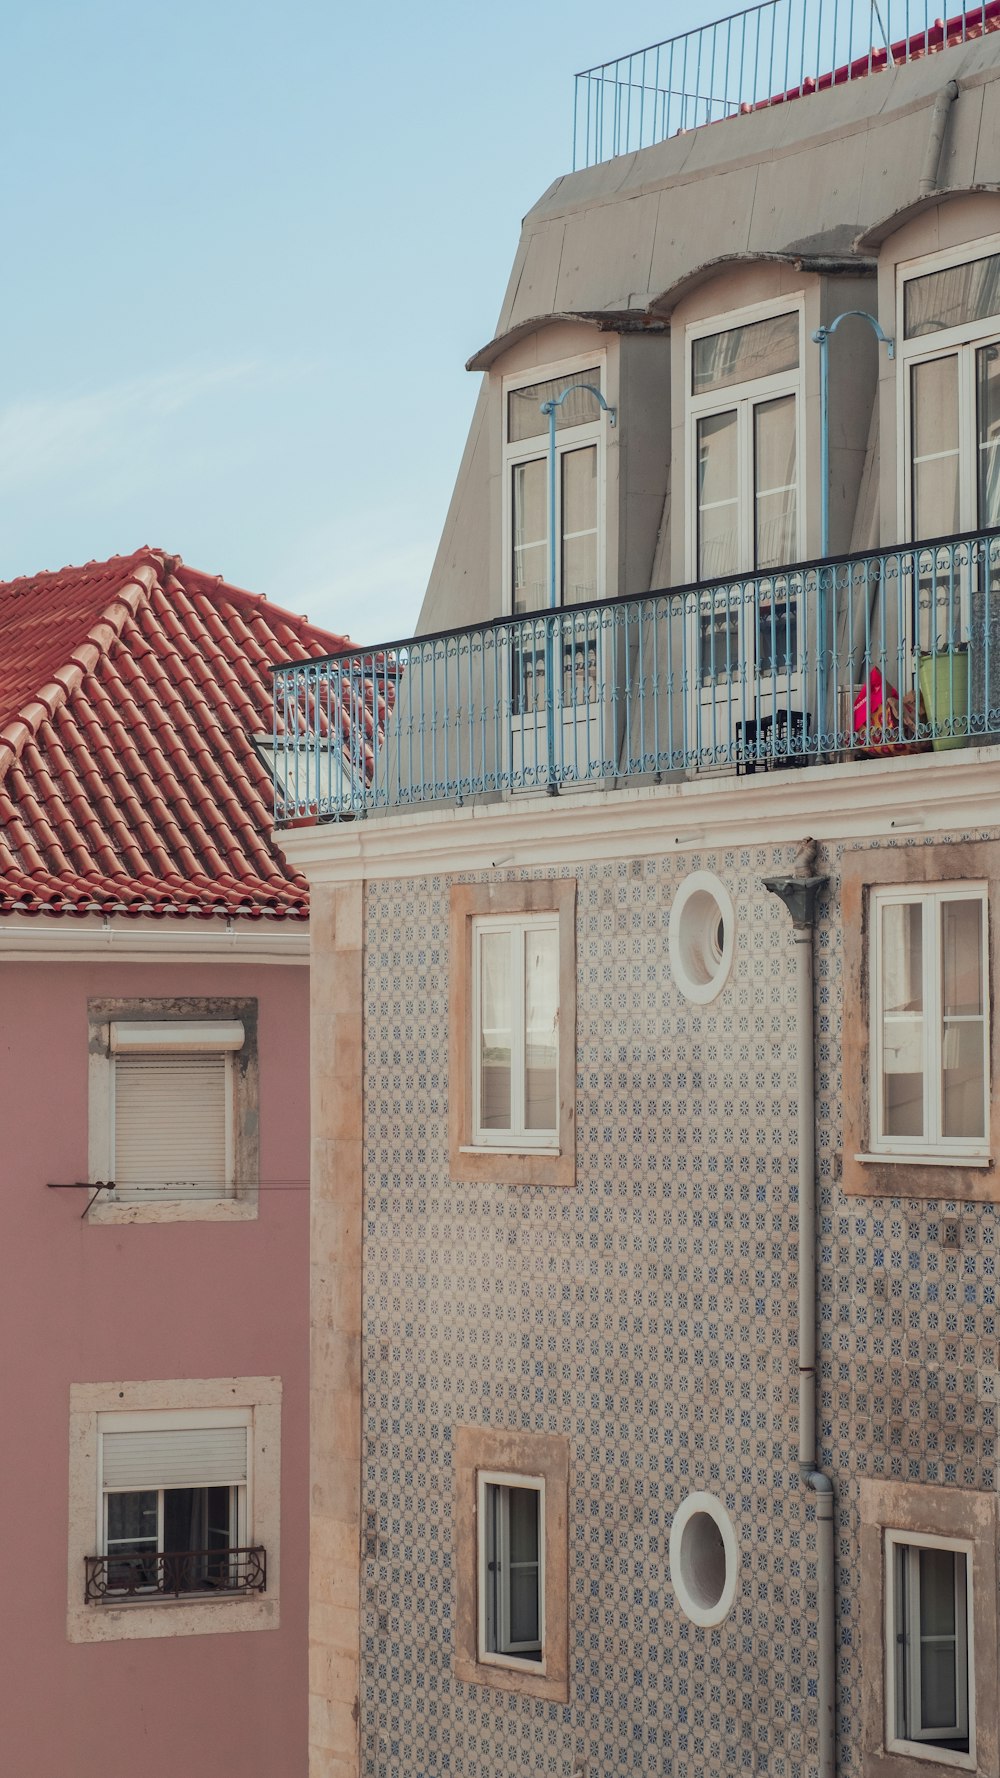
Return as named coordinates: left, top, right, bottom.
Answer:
left=270, top=525, right=1000, bottom=824
left=84, top=1546, right=266, bottom=1603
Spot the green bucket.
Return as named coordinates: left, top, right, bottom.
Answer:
left=918, top=651, right=969, bottom=752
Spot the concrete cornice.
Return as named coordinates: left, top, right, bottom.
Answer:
left=0, top=915, right=310, bottom=964
left=275, top=748, right=1000, bottom=885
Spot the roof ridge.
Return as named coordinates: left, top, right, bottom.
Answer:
left=0, top=554, right=163, bottom=780
left=173, top=561, right=352, bottom=655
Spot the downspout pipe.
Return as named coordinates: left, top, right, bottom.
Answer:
left=919, top=80, right=959, bottom=198
left=763, top=841, right=833, bottom=1778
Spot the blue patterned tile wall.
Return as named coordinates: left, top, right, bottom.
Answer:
left=359, top=833, right=999, bottom=1777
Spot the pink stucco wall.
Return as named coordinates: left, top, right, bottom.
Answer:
left=0, top=956, right=309, bottom=1778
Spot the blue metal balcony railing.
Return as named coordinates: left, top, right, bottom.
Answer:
left=271, top=528, right=1000, bottom=825
left=573, top=0, right=999, bottom=166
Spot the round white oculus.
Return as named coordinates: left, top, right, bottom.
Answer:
left=668, top=870, right=736, bottom=1004
left=668, top=1490, right=739, bottom=1627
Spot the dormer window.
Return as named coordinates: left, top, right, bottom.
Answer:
left=503, top=359, right=605, bottom=615
left=687, top=305, right=803, bottom=580
left=899, top=239, right=1000, bottom=543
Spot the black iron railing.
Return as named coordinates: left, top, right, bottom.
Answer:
left=85, top=1546, right=266, bottom=1602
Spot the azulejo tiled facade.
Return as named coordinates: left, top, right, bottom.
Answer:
left=348, top=831, right=996, bottom=1778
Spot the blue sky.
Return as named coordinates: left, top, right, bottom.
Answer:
left=2, top=1, right=719, bottom=645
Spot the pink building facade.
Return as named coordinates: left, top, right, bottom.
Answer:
left=0, top=552, right=356, bottom=1778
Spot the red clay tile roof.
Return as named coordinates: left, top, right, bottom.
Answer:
left=0, top=549, right=353, bottom=921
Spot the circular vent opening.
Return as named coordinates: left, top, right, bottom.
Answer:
left=669, top=1492, right=739, bottom=1627
left=668, top=871, right=735, bottom=1004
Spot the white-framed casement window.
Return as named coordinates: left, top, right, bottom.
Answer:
left=87, top=998, right=259, bottom=1223
left=471, top=913, right=559, bottom=1149
left=92, top=1408, right=257, bottom=1603
left=503, top=355, right=606, bottom=620
left=477, top=1471, right=545, bottom=1671
left=67, top=1377, right=281, bottom=1644
left=885, top=1530, right=975, bottom=1768
left=899, top=239, right=1000, bottom=545
left=686, top=301, right=804, bottom=582
left=870, top=884, right=989, bottom=1162
left=685, top=300, right=805, bottom=750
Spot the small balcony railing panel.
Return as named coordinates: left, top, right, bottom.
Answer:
left=270, top=527, right=1000, bottom=825
left=573, top=0, right=1000, bottom=166
left=84, top=1546, right=266, bottom=1602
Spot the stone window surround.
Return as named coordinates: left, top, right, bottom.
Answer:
left=449, top=879, right=577, bottom=1188
left=453, top=1424, right=570, bottom=1703
left=67, top=1376, right=281, bottom=1644
left=87, top=995, right=260, bottom=1224
left=841, top=841, right=1000, bottom=1202
left=859, top=1478, right=998, bottom=1778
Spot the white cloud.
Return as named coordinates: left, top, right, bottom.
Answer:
left=0, top=362, right=260, bottom=491
left=270, top=513, right=436, bottom=647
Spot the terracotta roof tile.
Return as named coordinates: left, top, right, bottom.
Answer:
left=0, top=549, right=360, bottom=921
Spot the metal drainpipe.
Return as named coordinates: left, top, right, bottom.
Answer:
left=918, top=80, right=959, bottom=198
left=763, top=842, right=833, bottom=1778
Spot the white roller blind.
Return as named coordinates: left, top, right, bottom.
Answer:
left=102, top=1426, right=248, bottom=1490
left=114, top=1054, right=230, bottom=1199
left=110, top=1020, right=244, bottom=1053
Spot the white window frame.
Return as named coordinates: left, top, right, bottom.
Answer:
left=470, top=912, right=560, bottom=1152
left=884, top=1529, right=976, bottom=1770
left=685, top=294, right=806, bottom=582
left=96, top=1406, right=252, bottom=1594
left=501, top=350, right=608, bottom=617
left=477, top=1470, right=546, bottom=1674
left=896, top=233, right=1000, bottom=544
left=87, top=1004, right=258, bottom=1224
left=870, top=882, right=990, bottom=1163
left=67, top=1377, right=281, bottom=1644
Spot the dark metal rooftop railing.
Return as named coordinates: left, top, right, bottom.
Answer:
left=270, top=527, right=1000, bottom=825
left=84, top=1546, right=266, bottom=1602
left=573, top=0, right=1000, bottom=166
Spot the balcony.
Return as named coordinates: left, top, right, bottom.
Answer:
left=270, top=527, right=1000, bottom=826
left=84, top=1546, right=267, bottom=1602
left=573, top=0, right=999, bottom=166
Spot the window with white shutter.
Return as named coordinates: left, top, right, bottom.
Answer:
left=87, top=1001, right=259, bottom=1222
left=87, top=1408, right=263, bottom=1604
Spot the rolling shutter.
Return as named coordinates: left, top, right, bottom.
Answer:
left=113, top=1053, right=230, bottom=1199
left=102, top=1425, right=248, bottom=1490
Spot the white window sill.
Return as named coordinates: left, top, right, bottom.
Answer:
left=461, top=1145, right=560, bottom=1158
left=885, top=1733, right=975, bottom=1772
left=476, top=1647, right=549, bottom=1678
left=88, top=1197, right=258, bottom=1225
left=855, top=1152, right=992, bottom=1170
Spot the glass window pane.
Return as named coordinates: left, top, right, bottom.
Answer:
left=977, top=343, right=1000, bottom=528
left=507, top=369, right=602, bottom=443
left=508, top=1486, right=540, bottom=1564
left=480, top=931, right=513, bottom=1131
left=107, top=1490, right=158, bottom=1543
left=525, top=927, right=558, bottom=1132
left=561, top=446, right=598, bottom=605
left=754, top=394, right=797, bottom=569
left=698, top=411, right=739, bottom=580
left=921, top=1642, right=959, bottom=1731
left=881, top=902, right=925, bottom=1139
left=942, top=900, right=984, bottom=1016
left=942, top=1022, right=986, bottom=1141
left=904, top=251, right=1000, bottom=338
left=692, top=312, right=799, bottom=394
left=508, top=1567, right=540, bottom=1645
left=700, top=605, right=740, bottom=684
left=911, top=358, right=960, bottom=541
left=919, top=1547, right=957, bottom=1637
left=512, top=460, right=547, bottom=615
